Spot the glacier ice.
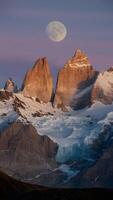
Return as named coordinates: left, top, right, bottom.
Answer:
left=34, top=102, right=113, bottom=163
left=1, top=95, right=113, bottom=165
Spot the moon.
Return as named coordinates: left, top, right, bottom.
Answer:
left=46, top=21, right=67, bottom=42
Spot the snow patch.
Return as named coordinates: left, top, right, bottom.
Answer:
left=0, top=98, right=18, bottom=131
left=95, top=71, right=113, bottom=95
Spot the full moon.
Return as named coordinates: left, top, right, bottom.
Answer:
left=46, top=21, right=67, bottom=42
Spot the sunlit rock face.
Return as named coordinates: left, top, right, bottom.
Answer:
left=91, top=67, right=113, bottom=104
left=4, top=78, right=18, bottom=93
left=54, top=49, right=98, bottom=110
left=22, top=57, right=53, bottom=103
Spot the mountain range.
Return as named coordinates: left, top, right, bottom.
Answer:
left=2, top=49, right=113, bottom=109
left=0, top=49, right=113, bottom=188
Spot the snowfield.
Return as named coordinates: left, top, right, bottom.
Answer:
left=0, top=92, right=113, bottom=165
left=1, top=91, right=113, bottom=183
left=0, top=98, right=18, bottom=132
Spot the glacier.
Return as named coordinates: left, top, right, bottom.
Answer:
left=1, top=93, right=113, bottom=181
left=31, top=102, right=113, bottom=163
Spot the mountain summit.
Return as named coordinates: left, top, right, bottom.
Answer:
left=54, top=49, right=98, bottom=110
left=64, top=49, right=91, bottom=68
left=4, top=78, right=18, bottom=93
left=22, top=57, right=53, bottom=103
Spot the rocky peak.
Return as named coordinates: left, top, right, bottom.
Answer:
left=74, top=48, right=86, bottom=58
left=4, top=78, right=18, bottom=93
left=54, top=49, right=97, bottom=110
left=22, top=57, right=53, bottom=103
left=33, top=57, right=48, bottom=70
left=64, top=49, right=91, bottom=68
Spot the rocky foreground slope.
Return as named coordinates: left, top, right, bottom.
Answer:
left=1, top=170, right=113, bottom=200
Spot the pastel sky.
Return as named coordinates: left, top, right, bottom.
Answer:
left=0, top=0, right=113, bottom=88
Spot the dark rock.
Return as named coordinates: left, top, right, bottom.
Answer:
left=0, top=170, right=113, bottom=200
left=0, top=121, right=58, bottom=181
left=32, top=111, right=54, bottom=117
left=0, top=90, right=13, bottom=101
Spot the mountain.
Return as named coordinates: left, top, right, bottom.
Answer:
left=0, top=121, right=58, bottom=181
left=91, top=67, right=113, bottom=104
left=4, top=78, right=18, bottom=93
left=22, top=57, right=53, bottom=103
left=0, top=49, right=113, bottom=189
left=1, top=89, right=113, bottom=187
left=54, top=49, right=98, bottom=110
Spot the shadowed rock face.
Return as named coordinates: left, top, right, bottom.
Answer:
left=53, top=49, right=98, bottom=110
left=22, top=57, right=53, bottom=103
left=76, top=142, right=113, bottom=188
left=4, top=78, right=18, bottom=93
left=0, top=121, right=58, bottom=180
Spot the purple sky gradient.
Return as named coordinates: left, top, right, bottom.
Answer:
left=0, top=0, right=113, bottom=88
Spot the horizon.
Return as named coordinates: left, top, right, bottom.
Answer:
left=0, top=0, right=113, bottom=87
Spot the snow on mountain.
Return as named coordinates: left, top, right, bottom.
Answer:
left=14, top=93, right=62, bottom=119
left=0, top=89, right=113, bottom=184
left=91, top=70, right=113, bottom=104
left=0, top=50, right=113, bottom=186
left=0, top=90, right=113, bottom=168
left=0, top=96, right=18, bottom=132
left=32, top=102, right=113, bottom=163
left=7, top=92, right=113, bottom=163
left=96, top=71, right=113, bottom=93
left=64, top=49, right=91, bottom=68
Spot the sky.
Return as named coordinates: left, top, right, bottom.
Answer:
left=0, top=0, right=113, bottom=88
